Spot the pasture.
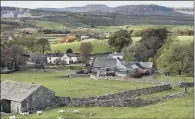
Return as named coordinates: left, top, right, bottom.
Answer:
left=1, top=71, right=194, bottom=118
left=50, top=39, right=113, bottom=53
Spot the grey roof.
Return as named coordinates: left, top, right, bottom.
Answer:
left=139, top=62, right=153, bottom=68
left=66, top=53, right=80, bottom=57
left=108, top=53, right=123, bottom=57
left=1, top=80, right=41, bottom=102
left=93, top=57, right=117, bottom=68
left=123, top=62, right=144, bottom=69
left=46, top=53, right=64, bottom=57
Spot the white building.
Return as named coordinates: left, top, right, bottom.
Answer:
left=1, top=11, right=15, bottom=18
left=61, top=53, right=80, bottom=64
left=46, top=53, right=64, bottom=64
left=81, top=36, right=89, bottom=39
left=17, top=12, right=32, bottom=18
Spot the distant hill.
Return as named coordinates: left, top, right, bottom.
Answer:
left=36, top=4, right=192, bottom=16
left=1, top=5, right=193, bottom=27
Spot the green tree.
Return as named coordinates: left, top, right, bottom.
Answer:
left=36, top=38, right=51, bottom=53
left=80, top=42, right=93, bottom=66
left=108, top=29, right=132, bottom=52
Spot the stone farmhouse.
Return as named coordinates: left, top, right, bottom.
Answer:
left=1, top=80, right=55, bottom=113
left=91, top=56, right=153, bottom=78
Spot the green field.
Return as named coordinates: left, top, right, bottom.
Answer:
left=1, top=71, right=194, bottom=118
left=90, top=25, right=193, bottom=33
left=51, top=39, right=113, bottom=53
left=26, top=20, right=68, bottom=30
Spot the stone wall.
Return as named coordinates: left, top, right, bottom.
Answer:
left=54, top=96, right=71, bottom=106
left=70, top=74, right=90, bottom=78
left=69, top=97, right=160, bottom=107
left=68, top=84, right=172, bottom=107
left=176, top=82, right=194, bottom=88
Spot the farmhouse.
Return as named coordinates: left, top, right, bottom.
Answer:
left=61, top=53, right=80, bottom=64
left=91, top=56, right=153, bottom=78
left=46, top=53, right=64, bottom=64
left=1, top=80, right=55, bottom=113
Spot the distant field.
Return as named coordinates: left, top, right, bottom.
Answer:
left=91, top=25, right=193, bottom=33
left=26, top=20, right=68, bottom=30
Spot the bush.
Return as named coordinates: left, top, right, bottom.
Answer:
left=60, top=35, right=77, bottom=43
left=132, top=30, right=143, bottom=37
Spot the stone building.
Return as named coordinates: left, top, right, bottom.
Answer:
left=1, top=80, right=55, bottom=113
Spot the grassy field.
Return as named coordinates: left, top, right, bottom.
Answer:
left=1, top=71, right=194, bottom=118
left=1, top=71, right=156, bottom=97
left=51, top=39, right=113, bottom=53
left=26, top=20, right=68, bottom=30
left=91, top=25, right=193, bottom=33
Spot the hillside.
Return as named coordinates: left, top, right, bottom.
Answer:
left=36, top=4, right=192, bottom=16
left=1, top=5, right=193, bottom=28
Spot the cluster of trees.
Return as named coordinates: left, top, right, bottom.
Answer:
left=1, top=45, right=28, bottom=71
left=122, top=28, right=169, bottom=62
left=1, top=36, right=51, bottom=53
left=37, top=29, right=71, bottom=34
left=1, top=35, right=51, bottom=71
left=156, top=37, right=194, bottom=75
left=108, top=29, right=132, bottom=52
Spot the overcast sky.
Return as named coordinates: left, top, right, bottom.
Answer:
left=1, top=1, right=193, bottom=9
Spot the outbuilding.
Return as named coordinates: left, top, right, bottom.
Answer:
left=1, top=80, right=55, bottom=113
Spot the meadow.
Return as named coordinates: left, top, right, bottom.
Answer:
left=1, top=71, right=194, bottom=118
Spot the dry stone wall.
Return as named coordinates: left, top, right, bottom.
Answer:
left=68, top=84, right=172, bottom=107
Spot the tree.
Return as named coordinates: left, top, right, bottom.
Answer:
left=36, top=38, right=51, bottom=53
left=108, top=29, right=132, bottom=52
left=23, top=36, right=38, bottom=53
left=80, top=42, right=93, bottom=66
left=125, top=28, right=169, bottom=62
left=156, top=40, right=194, bottom=76
left=66, top=48, right=73, bottom=53
left=1, top=45, right=28, bottom=70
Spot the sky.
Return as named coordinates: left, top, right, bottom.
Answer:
left=1, top=1, right=193, bottom=9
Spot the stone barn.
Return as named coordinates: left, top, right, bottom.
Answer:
left=1, top=80, right=55, bottom=113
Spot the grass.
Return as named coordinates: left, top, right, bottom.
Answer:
left=90, top=25, right=193, bottom=33
left=1, top=72, right=193, bottom=118
left=51, top=39, right=113, bottom=53
left=26, top=20, right=68, bottom=30
left=1, top=71, right=156, bottom=97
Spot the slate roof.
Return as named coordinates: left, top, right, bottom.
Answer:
left=46, top=53, right=64, bottom=57
left=89, top=52, right=112, bottom=58
left=123, top=62, right=144, bottom=69
left=66, top=53, right=80, bottom=57
left=93, top=57, right=117, bottom=68
left=139, top=62, right=153, bottom=68
left=1, top=80, right=41, bottom=102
